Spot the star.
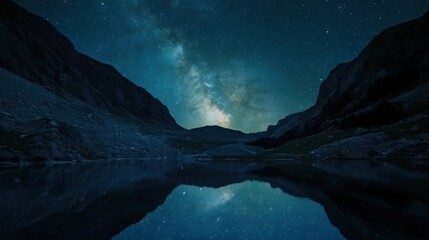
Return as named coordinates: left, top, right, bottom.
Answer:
left=14, top=0, right=429, bottom=132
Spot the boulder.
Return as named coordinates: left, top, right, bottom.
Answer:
left=311, top=133, right=387, bottom=159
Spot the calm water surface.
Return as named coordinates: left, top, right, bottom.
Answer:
left=114, top=181, right=343, bottom=240
left=1, top=159, right=428, bottom=240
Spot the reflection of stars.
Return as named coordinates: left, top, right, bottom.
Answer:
left=204, top=189, right=235, bottom=211
left=337, top=3, right=347, bottom=13
left=196, top=0, right=216, bottom=13
left=220, top=190, right=234, bottom=202
left=113, top=181, right=345, bottom=240
left=98, top=1, right=107, bottom=12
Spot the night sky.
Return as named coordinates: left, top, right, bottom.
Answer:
left=14, top=0, right=429, bottom=132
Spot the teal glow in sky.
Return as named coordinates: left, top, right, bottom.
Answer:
left=15, top=0, right=429, bottom=132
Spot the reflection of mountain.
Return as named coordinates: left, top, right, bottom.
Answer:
left=1, top=1, right=427, bottom=239
left=1, top=161, right=428, bottom=240
left=255, top=162, right=429, bottom=240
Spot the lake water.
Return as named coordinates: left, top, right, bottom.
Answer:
left=0, top=159, right=428, bottom=240
left=114, top=181, right=343, bottom=240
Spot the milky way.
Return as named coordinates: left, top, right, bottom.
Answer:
left=15, top=0, right=429, bottom=132
left=113, top=181, right=344, bottom=240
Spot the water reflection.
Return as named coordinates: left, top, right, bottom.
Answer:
left=0, top=159, right=428, bottom=240
left=114, top=181, right=343, bottom=240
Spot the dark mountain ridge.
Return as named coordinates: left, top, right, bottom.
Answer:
left=188, top=125, right=259, bottom=141
left=255, top=11, right=429, bottom=148
left=0, top=0, right=179, bottom=129
left=0, top=0, right=257, bottom=162
left=0, top=0, right=186, bottom=162
left=1, top=0, right=428, bottom=161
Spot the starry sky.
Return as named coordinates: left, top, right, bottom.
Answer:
left=14, top=0, right=429, bottom=132
left=113, top=181, right=344, bottom=240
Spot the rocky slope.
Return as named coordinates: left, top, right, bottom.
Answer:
left=0, top=0, right=179, bottom=129
left=0, top=68, right=181, bottom=163
left=0, top=0, right=186, bottom=163
left=254, top=11, right=429, bottom=154
left=0, top=1, right=267, bottom=163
